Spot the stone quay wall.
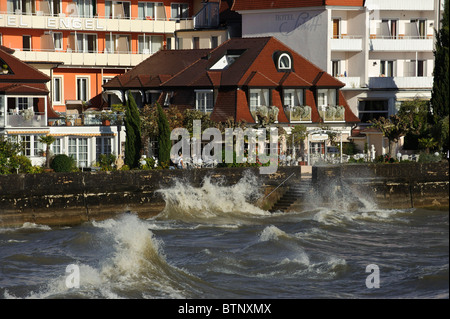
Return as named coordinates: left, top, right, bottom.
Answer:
left=312, top=162, right=449, bottom=209
left=0, top=162, right=448, bottom=227
left=0, top=167, right=301, bottom=227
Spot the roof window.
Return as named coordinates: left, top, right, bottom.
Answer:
left=209, top=49, right=246, bottom=70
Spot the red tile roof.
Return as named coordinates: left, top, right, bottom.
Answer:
left=0, top=47, right=51, bottom=83
left=105, top=37, right=358, bottom=124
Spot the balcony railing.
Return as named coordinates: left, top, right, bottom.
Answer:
left=335, top=77, right=361, bottom=89
left=318, top=105, right=345, bottom=122
left=193, top=2, right=219, bottom=29
left=3, top=112, right=47, bottom=127
left=368, top=76, right=433, bottom=89
left=284, top=105, right=312, bottom=122
left=369, top=37, right=434, bottom=51
left=330, top=36, right=363, bottom=52
left=12, top=49, right=149, bottom=67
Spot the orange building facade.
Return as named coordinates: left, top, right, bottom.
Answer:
left=0, top=0, right=223, bottom=112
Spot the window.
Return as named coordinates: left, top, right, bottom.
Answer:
left=106, top=34, right=131, bottom=53
left=51, top=138, right=62, bottom=155
left=332, top=60, right=340, bottom=77
left=166, top=37, right=173, bottom=50
left=171, top=3, right=189, bottom=20
left=196, top=90, right=214, bottom=113
left=105, top=1, right=130, bottom=19
left=7, top=0, right=35, bottom=14
left=23, top=35, right=31, bottom=51
left=211, top=36, right=218, bottom=49
left=380, top=60, right=394, bottom=77
left=96, top=137, right=112, bottom=162
left=20, top=136, right=31, bottom=156
left=17, top=97, right=30, bottom=111
left=278, top=53, right=291, bottom=70
left=192, top=37, right=200, bottom=49
left=53, top=32, right=63, bottom=50
left=381, top=19, right=398, bottom=39
left=317, top=89, right=337, bottom=108
left=69, top=137, right=88, bottom=167
left=411, top=19, right=427, bottom=39
left=210, top=50, right=245, bottom=70
left=75, top=33, right=97, bottom=53
left=283, top=89, right=304, bottom=107
left=138, top=35, right=162, bottom=54
left=176, top=37, right=183, bottom=49
left=358, top=100, right=389, bottom=123
left=145, top=90, right=161, bottom=105
left=332, top=18, right=340, bottom=39
left=53, top=77, right=63, bottom=104
left=77, top=77, right=89, bottom=101
left=249, top=88, right=270, bottom=119
left=34, top=135, right=45, bottom=156
left=74, top=0, right=96, bottom=18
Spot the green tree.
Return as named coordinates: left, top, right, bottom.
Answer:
left=369, top=115, right=411, bottom=157
left=124, top=92, right=142, bottom=168
left=39, top=135, right=56, bottom=168
left=430, top=0, right=449, bottom=121
left=156, top=102, right=171, bottom=167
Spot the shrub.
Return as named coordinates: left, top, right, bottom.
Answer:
left=50, top=154, right=75, bottom=172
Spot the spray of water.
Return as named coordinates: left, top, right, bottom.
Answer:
left=155, top=171, right=270, bottom=224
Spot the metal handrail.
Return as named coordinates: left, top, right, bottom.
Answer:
left=263, top=172, right=295, bottom=200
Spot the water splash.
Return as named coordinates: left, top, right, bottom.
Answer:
left=4, top=214, right=206, bottom=299
left=155, top=171, right=270, bottom=224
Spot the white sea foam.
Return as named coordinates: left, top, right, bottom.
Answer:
left=156, top=171, right=270, bottom=224
left=4, top=214, right=202, bottom=299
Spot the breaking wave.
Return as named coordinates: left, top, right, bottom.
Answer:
left=4, top=214, right=207, bottom=299
left=155, top=171, right=270, bottom=224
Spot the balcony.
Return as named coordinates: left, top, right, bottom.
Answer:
left=330, top=36, right=363, bottom=52
left=369, top=37, right=434, bottom=52
left=335, top=77, right=362, bottom=89
left=318, top=105, right=346, bottom=123
left=193, top=2, right=219, bottom=29
left=365, top=0, right=435, bottom=11
left=12, top=49, right=148, bottom=67
left=0, top=13, right=177, bottom=33
left=368, top=76, right=433, bottom=89
left=2, top=112, right=47, bottom=128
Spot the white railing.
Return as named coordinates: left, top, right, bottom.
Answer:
left=365, top=0, right=435, bottom=11
left=335, top=77, right=361, bottom=89
left=12, top=49, right=149, bottom=67
left=330, top=36, right=363, bottom=51
left=368, top=76, right=433, bottom=89
left=369, top=38, right=434, bottom=51
left=5, top=112, right=47, bottom=127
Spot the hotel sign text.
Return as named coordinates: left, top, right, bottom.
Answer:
left=2, top=15, right=105, bottom=30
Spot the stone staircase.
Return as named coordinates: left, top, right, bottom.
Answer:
left=269, top=179, right=313, bottom=213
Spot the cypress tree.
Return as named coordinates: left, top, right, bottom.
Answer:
left=124, top=92, right=142, bottom=168
left=431, top=0, right=449, bottom=120
left=156, top=102, right=171, bottom=167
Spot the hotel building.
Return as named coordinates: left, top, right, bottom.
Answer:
left=1, top=0, right=235, bottom=167
left=235, top=0, right=444, bottom=155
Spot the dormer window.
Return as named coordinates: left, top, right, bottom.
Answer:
left=278, top=53, right=291, bottom=70
left=209, top=49, right=246, bottom=70
left=274, top=51, right=293, bottom=72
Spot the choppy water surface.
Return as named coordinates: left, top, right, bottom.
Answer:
left=0, top=173, right=448, bottom=299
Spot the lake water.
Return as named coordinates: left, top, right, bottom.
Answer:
left=0, top=173, right=448, bottom=299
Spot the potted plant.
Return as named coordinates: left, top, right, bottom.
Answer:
left=65, top=114, right=74, bottom=126
left=22, top=108, right=34, bottom=121
left=99, top=112, right=113, bottom=126
left=2, top=64, right=9, bottom=74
